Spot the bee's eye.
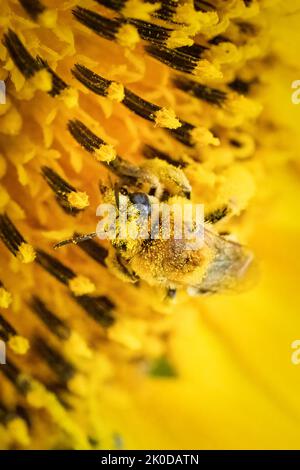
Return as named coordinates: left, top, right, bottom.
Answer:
left=130, top=192, right=151, bottom=214
left=130, top=192, right=149, bottom=206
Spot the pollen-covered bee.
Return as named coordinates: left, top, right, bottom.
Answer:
left=55, top=155, right=255, bottom=297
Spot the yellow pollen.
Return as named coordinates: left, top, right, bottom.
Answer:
left=67, top=191, right=89, bottom=210
left=39, top=10, right=58, bottom=28
left=190, top=127, right=220, bottom=147
left=30, top=69, right=52, bottom=92
left=66, top=332, right=92, bottom=360
left=0, top=286, right=12, bottom=308
left=208, top=42, right=240, bottom=65
left=0, top=99, right=11, bottom=117
left=107, top=82, right=125, bottom=103
left=7, top=418, right=30, bottom=447
left=69, top=276, right=96, bottom=296
left=108, top=320, right=142, bottom=351
left=166, top=30, right=194, bottom=49
left=17, top=243, right=36, bottom=264
left=0, top=186, right=10, bottom=210
left=8, top=335, right=30, bottom=355
left=0, top=107, right=22, bottom=135
left=94, top=144, right=116, bottom=162
left=122, top=0, right=161, bottom=21
left=116, top=24, right=140, bottom=49
left=226, top=95, right=262, bottom=120
left=175, top=4, right=197, bottom=25
left=194, top=60, right=223, bottom=81
left=60, top=87, right=79, bottom=108
left=68, top=375, right=89, bottom=396
left=154, top=107, right=182, bottom=129
left=26, top=381, right=90, bottom=449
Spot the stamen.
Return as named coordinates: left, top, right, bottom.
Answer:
left=1, top=360, right=72, bottom=421
left=43, top=242, right=114, bottom=325
left=46, top=385, right=73, bottom=410
left=41, top=166, right=89, bottom=215
left=35, top=250, right=76, bottom=285
left=18, top=0, right=45, bottom=20
left=0, top=401, right=17, bottom=425
left=0, top=314, right=16, bottom=343
left=142, top=144, right=187, bottom=168
left=237, top=22, right=258, bottom=35
left=16, top=406, right=31, bottom=429
left=123, top=89, right=181, bottom=128
left=230, top=139, right=243, bottom=148
left=151, top=0, right=178, bottom=22
left=96, top=0, right=177, bottom=22
left=0, top=214, right=36, bottom=263
left=3, top=30, right=52, bottom=91
left=177, top=44, right=208, bottom=59
left=228, top=78, right=253, bottom=95
left=193, top=0, right=215, bottom=12
left=127, top=18, right=170, bottom=45
left=145, top=44, right=206, bottom=75
left=95, top=0, right=161, bottom=21
left=95, top=0, right=126, bottom=13
left=169, top=120, right=219, bottom=148
left=35, top=250, right=95, bottom=296
left=72, top=65, right=181, bottom=129
left=74, top=295, right=115, bottom=327
left=173, top=76, right=227, bottom=106
left=72, top=7, right=140, bottom=48
left=168, top=121, right=195, bottom=147
left=208, top=35, right=230, bottom=45
left=35, top=337, right=76, bottom=383
left=1, top=359, right=31, bottom=394
left=73, top=233, right=108, bottom=267
left=68, top=118, right=116, bottom=162
left=2, top=29, right=43, bottom=79
left=74, top=6, right=188, bottom=48
left=73, top=6, right=120, bottom=40
left=72, top=63, right=110, bottom=95
left=125, top=18, right=193, bottom=48
left=36, top=56, right=68, bottom=97
left=30, top=296, right=71, bottom=341
left=0, top=315, right=29, bottom=355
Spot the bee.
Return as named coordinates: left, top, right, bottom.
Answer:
left=54, top=157, right=255, bottom=297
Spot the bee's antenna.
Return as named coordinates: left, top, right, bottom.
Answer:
left=54, top=232, right=97, bottom=249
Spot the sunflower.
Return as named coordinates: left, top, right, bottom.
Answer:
left=0, top=0, right=300, bottom=450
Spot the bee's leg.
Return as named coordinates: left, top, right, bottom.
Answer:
left=105, top=251, right=139, bottom=284
left=54, top=232, right=97, bottom=249
left=204, top=205, right=228, bottom=224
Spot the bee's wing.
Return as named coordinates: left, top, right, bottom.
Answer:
left=193, top=229, right=257, bottom=295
